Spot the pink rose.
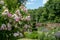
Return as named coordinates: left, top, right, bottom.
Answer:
left=13, top=33, right=19, bottom=37
left=23, top=8, right=27, bottom=12
left=25, top=16, right=31, bottom=21
left=0, top=24, right=7, bottom=30
left=7, top=13, right=12, bottom=17
left=15, top=17, right=20, bottom=22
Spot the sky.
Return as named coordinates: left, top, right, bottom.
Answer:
left=25, top=0, right=48, bottom=9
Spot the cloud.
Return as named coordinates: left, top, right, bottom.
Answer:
left=26, top=2, right=33, bottom=5
left=43, top=0, right=48, bottom=4
left=31, top=0, right=36, bottom=2
left=26, top=0, right=35, bottom=5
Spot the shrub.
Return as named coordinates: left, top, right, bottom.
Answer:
left=0, top=0, right=31, bottom=40
left=24, top=31, right=38, bottom=39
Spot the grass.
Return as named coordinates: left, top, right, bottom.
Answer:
left=18, top=38, right=38, bottom=40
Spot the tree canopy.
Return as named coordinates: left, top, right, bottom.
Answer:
left=28, top=0, right=60, bottom=23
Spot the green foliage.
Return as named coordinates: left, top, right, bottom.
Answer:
left=24, top=26, right=60, bottom=40
left=24, top=31, right=38, bottom=39
left=0, top=0, right=31, bottom=40
left=45, top=0, right=60, bottom=22
left=4, top=0, right=27, bottom=13
left=28, top=0, right=60, bottom=23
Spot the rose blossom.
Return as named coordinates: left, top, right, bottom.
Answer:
left=13, top=32, right=19, bottom=37
left=7, top=13, right=12, bottom=17
left=25, top=15, right=31, bottom=21
left=2, top=9, right=9, bottom=15
left=24, top=24, right=30, bottom=29
left=15, top=17, right=20, bottom=22
left=0, top=0, right=4, bottom=5
left=12, top=14, right=17, bottom=18
left=23, top=7, right=27, bottom=12
left=7, top=23, right=12, bottom=31
left=20, top=5, right=24, bottom=9
left=0, top=24, right=7, bottom=30
left=15, top=9, right=21, bottom=16
left=20, top=5, right=27, bottom=12
left=15, top=9, right=22, bottom=19
left=12, top=14, right=20, bottom=22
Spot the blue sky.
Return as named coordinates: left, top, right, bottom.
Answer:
left=25, top=0, right=48, bottom=9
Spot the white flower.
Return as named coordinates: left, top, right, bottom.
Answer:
left=7, top=23, right=12, bottom=31
left=2, top=9, right=9, bottom=15
left=0, top=0, right=4, bottom=5
left=21, top=18, right=24, bottom=20
left=7, top=13, right=12, bottom=17
left=12, top=14, right=19, bottom=19
left=24, top=24, right=30, bottom=29
left=15, top=9, right=22, bottom=19
left=23, top=7, right=27, bottom=12
left=0, top=24, right=7, bottom=30
left=13, top=32, right=19, bottom=37
left=15, top=9, right=21, bottom=16
left=3, top=6, right=6, bottom=9
left=24, top=24, right=28, bottom=29
left=19, top=33, right=23, bottom=37
left=12, top=14, right=20, bottom=21
left=25, top=16, right=31, bottom=21
left=20, top=5, right=27, bottom=12
left=20, top=5, right=24, bottom=9
left=12, top=14, right=18, bottom=18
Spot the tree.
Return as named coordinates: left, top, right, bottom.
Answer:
left=28, top=0, right=60, bottom=23
left=44, top=0, right=60, bottom=22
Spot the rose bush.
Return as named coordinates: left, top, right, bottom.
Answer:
left=0, top=0, right=31, bottom=40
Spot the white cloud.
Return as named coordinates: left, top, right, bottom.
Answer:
left=43, top=0, right=48, bottom=4
left=30, top=0, right=36, bottom=2
left=26, top=0, right=35, bottom=5
left=26, top=2, right=33, bottom=5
